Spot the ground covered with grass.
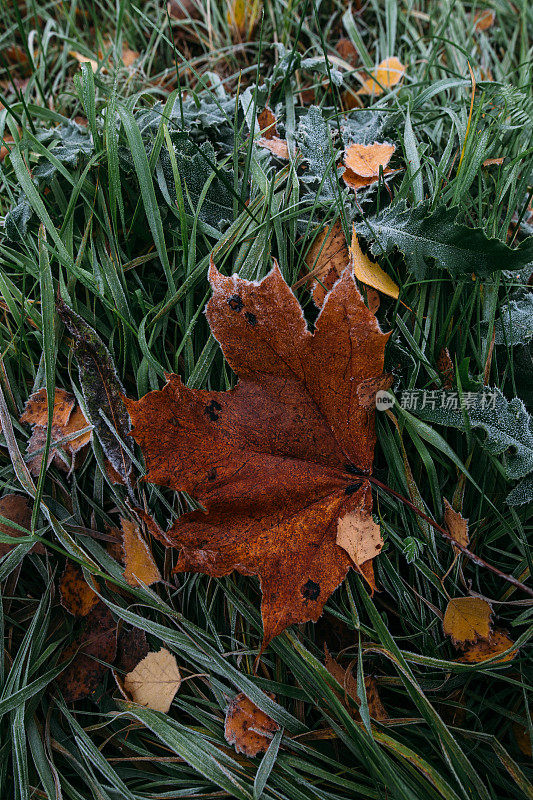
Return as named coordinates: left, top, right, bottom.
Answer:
left=0, top=1, right=532, bottom=798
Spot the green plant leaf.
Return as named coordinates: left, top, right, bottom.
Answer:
left=357, top=201, right=533, bottom=279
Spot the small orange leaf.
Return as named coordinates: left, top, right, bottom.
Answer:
left=121, top=518, right=161, bottom=587
left=20, top=388, right=91, bottom=477
left=257, top=108, right=278, bottom=139
left=69, top=50, right=98, bottom=72
left=60, top=560, right=100, bottom=617
left=121, top=44, right=139, bottom=68
left=349, top=229, right=400, bottom=300
left=357, top=57, right=405, bottom=96
left=443, top=597, right=492, bottom=646
left=224, top=693, right=280, bottom=757
left=344, top=142, right=396, bottom=179
left=482, top=157, right=504, bottom=167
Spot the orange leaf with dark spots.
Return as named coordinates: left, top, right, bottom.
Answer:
left=125, top=259, right=390, bottom=645
left=224, top=693, right=280, bottom=757
left=60, top=561, right=100, bottom=617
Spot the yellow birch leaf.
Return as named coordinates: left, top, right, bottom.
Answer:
left=123, top=649, right=181, bottom=712
left=443, top=597, right=492, bottom=646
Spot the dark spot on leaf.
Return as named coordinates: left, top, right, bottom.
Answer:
left=228, top=295, right=244, bottom=312
left=302, top=579, right=320, bottom=600
left=205, top=400, right=222, bottom=421
left=207, top=468, right=217, bottom=481
left=345, top=483, right=360, bottom=495
left=345, top=463, right=368, bottom=476
left=245, top=312, right=257, bottom=326
left=170, top=416, right=181, bottom=427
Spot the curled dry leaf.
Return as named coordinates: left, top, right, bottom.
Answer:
left=342, top=142, right=395, bottom=193
left=324, top=646, right=387, bottom=721
left=257, top=137, right=290, bottom=160
left=125, top=260, right=390, bottom=645
left=349, top=229, right=399, bottom=300
left=482, top=157, right=504, bottom=167
left=0, top=494, right=44, bottom=557
left=57, top=301, right=133, bottom=489
left=443, top=597, right=493, bottom=646
left=120, top=517, right=161, bottom=587
left=123, top=648, right=181, bottom=713
left=56, top=602, right=117, bottom=702
left=20, top=387, right=91, bottom=476
left=336, top=38, right=358, bottom=66
left=512, top=722, right=532, bottom=758
left=443, top=499, right=469, bottom=551
left=457, top=629, right=517, bottom=664
left=224, top=693, right=280, bottom=757
left=60, top=561, right=100, bottom=617
left=357, top=57, right=405, bottom=96
left=167, top=0, right=200, bottom=20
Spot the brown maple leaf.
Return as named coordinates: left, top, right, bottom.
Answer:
left=125, top=260, right=390, bottom=645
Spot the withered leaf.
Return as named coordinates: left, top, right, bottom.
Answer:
left=56, top=602, right=117, bottom=702
left=257, top=137, right=290, bottom=160
left=20, top=388, right=91, bottom=476
left=57, top=301, right=133, bottom=490
left=457, top=629, right=517, bottom=664
left=304, top=221, right=349, bottom=308
left=257, top=108, right=278, bottom=139
left=120, top=517, right=161, bottom=587
left=60, top=560, right=100, bottom=617
left=443, top=597, right=493, bottom=646
left=126, top=260, right=389, bottom=645
left=474, top=9, right=495, bottom=31
left=115, top=625, right=149, bottom=674
left=224, top=693, right=280, bottom=757
left=443, top=499, right=469, bottom=550
left=123, top=648, right=181, bottom=713
left=0, top=494, right=44, bottom=557
left=324, top=646, right=387, bottom=721
left=349, top=229, right=399, bottom=300
left=357, top=57, right=405, bottom=96
left=336, top=487, right=383, bottom=568
left=343, top=142, right=395, bottom=193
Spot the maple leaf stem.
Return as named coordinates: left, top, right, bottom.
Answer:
left=363, top=475, right=533, bottom=598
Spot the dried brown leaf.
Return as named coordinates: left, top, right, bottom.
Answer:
left=0, top=494, right=44, bottom=557
left=443, top=499, right=469, bottom=550
left=125, top=260, right=390, bottom=645
left=56, top=602, right=117, bottom=702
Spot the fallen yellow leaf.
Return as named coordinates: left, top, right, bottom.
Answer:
left=337, top=488, right=383, bottom=567
left=357, top=57, right=405, bottom=96
left=443, top=597, right=492, bottom=646
left=257, top=137, right=290, bottom=159
left=123, top=648, right=181, bottom=712
left=349, top=229, right=399, bottom=300
left=121, top=518, right=161, bottom=588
